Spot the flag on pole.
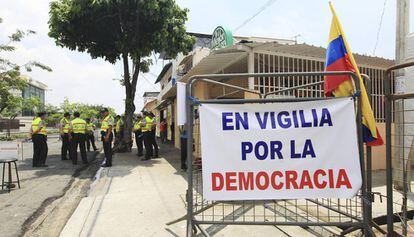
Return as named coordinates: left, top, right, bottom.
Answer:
left=324, top=2, right=383, bottom=146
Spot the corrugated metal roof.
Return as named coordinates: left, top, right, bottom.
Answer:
left=243, top=42, right=394, bottom=69
left=178, top=41, right=395, bottom=83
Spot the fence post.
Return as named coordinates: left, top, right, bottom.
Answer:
left=385, top=69, right=394, bottom=236
left=186, top=78, right=195, bottom=237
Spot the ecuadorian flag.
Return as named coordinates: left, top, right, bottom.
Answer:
left=324, top=2, right=383, bottom=146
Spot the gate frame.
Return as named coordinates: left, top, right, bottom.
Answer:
left=185, top=71, right=370, bottom=237
left=384, top=61, right=414, bottom=236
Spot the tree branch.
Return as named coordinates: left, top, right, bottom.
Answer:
left=131, top=58, right=140, bottom=99
left=122, top=53, right=130, bottom=88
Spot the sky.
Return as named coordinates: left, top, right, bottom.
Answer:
left=0, top=0, right=412, bottom=113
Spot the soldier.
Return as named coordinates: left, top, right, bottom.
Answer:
left=30, top=112, right=48, bottom=167
left=86, top=118, right=98, bottom=152
left=141, top=111, right=153, bottom=161
left=100, top=108, right=114, bottom=167
left=60, top=112, right=71, bottom=160
left=69, top=112, right=88, bottom=165
left=133, top=114, right=144, bottom=157
left=149, top=112, right=159, bottom=158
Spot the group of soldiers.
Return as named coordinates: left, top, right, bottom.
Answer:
left=59, top=111, right=99, bottom=165
left=30, top=108, right=114, bottom=167
left=30, top=108, right=160, bottom=168
left=132, top=111, right=159, bottom=161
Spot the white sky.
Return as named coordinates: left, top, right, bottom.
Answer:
left=0, top=0, right=412, bottom=113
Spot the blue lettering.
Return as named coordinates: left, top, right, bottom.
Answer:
left=278, top=111, right=291, bottom=129
left=292, top=110, right=299, bottom=128
left=254, top=141, right=268, bottom=160
left=319, top=108, right=333, bottom=127
left=299, top=110, right=312, bottom=127
left=270, top=112, right=276, bottom=129
left=311, top=109, right=318, bottom=126
left=302, top=139, right=316, bottom=158
left=270, top=141, right=283, bottom=159
left=222, top=112, right=233, bottom=130
left=235, top=112, right=249, bottom=130
left=255, top=112, right=268, bottom=129
left=291, top=140, right=302, bottom=158
left=241, top=142, right=253, bottom=160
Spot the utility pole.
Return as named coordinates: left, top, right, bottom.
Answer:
left=392, top=0, right=410, bottom=236
left=394, top=0, right=410, bottom=189
left=396, top=0, right=410, bottom=64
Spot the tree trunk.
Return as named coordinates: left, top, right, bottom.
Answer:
left=122, top=85, right=135, bottom=152
left=118, top=53, right=140, bottom=152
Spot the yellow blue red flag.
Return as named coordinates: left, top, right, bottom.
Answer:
left=324, top=2, right=383, bottom=146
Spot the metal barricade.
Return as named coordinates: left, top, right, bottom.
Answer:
left=184, top=72, right=372, bottom=237
left=385, top=62, right=414, bottom=236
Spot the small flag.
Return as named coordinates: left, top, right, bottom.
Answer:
left=324, top=2, right=383, bottom=146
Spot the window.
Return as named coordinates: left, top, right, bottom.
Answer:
left=21, top=84, right=45, bottom=117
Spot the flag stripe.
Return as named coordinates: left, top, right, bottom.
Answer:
left=326, top=36, right=348, bottom=67
left=324, top=53, right=354, bottom=95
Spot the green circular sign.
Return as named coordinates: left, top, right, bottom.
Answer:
left=211, top=26, right=234, bottom=50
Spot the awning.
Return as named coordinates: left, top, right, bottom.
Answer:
left=180, top=51, right=248, bottom=82
left=156, top=97, right=174, bottom=110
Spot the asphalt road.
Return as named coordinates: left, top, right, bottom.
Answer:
left=0, top=137, right=102, bottom=237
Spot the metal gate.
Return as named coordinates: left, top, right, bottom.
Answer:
left=184, top=71, right=372, bottom=237
left=385, top=62, right=414, bottom=236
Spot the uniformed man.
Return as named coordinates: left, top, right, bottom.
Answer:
left=69, top=112, right=88, bottom=165
left=133, top=114, right=144, bottom=157
left=60, top=112, right=71, bottom=160
left=149, top=112, right=159, bottom=158
left=100, top=108, right=114, bottom=167
left=114, top=115, right=122, bottom=147
left=30, top=112, right=48, bottom=167
left=141, top=111, right=153, bottom=161
left=85, top=118, right=98, bottom=152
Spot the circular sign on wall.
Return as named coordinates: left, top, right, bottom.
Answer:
left=211, top=26, right=234, bottom=50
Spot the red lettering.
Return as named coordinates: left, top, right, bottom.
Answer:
left=212, top=173, right=224, bottom=191
left=239, top=172, right=254, bottom=190
left=336, top=169, right=352, bottom=189
left=271, top=171, right=284, bottom=190
left=299, top=170, right=314, bottom=189
left=285, top=170, right=299, bottom=189
left=328, top=169, right=334, bottom=188
left=226, top=172, right=237, bottom=191
left=313, top=169, right=327, bottom=189
left=256, top=172, right=269, bottom=190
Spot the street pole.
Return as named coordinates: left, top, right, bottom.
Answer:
left=391, top=0, right=410, bottom=236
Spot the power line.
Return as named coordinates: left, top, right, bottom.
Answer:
left=373, top=0, right=388, bottom=55
left=233, top=0, right=278, bottom=33
left=141, top=73, right=160, bottom=92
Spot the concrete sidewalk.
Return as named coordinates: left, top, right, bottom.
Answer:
left=60, top=144, right=189, bottom=237
left=60, top=144, right=312, bottom=237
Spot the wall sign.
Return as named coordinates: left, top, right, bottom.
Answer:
left=211, top=26, right=234, bottom=50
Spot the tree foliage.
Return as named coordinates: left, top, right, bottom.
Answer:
left=0, top=16, right=52, bottom=118
left=44, top=98, right=116, bottom=125
left=49, top=0, right=194, bottom=150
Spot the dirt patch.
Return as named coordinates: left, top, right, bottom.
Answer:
left=21, top=156, right=102, bottom=237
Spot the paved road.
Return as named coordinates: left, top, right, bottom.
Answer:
left=0, top=137, right=101, bottom=237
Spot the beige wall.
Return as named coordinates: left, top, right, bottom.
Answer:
left=368, top=122, right=387, bottom=170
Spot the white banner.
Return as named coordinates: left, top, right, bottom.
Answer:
left=199, top=98, right=361, bottom=201
left=0, top=141, right=20, bottom=159
left=177, top=82, right=187, bottom=126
